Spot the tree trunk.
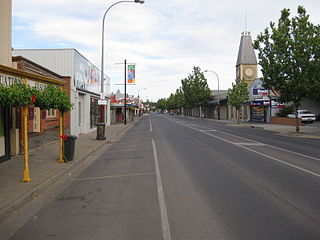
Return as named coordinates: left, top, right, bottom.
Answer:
left=237, top=108, right=240, bottom=125
left=294, top=105, right=300, bottom=133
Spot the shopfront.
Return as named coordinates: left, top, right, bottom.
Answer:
left=250, top=100, right=269, bottom=123
left=0, top=63, right=66, bottom=162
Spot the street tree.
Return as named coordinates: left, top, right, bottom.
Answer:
left=181, top=66, right=211, bottom=108
left=155, top=98, right=167, bottom=111
left=228, top=79, right=249, bottom=125
left=253, top=6, right=320, bottom=132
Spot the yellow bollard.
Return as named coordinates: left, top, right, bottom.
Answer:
left=22, top=106, right=31, bottom=182
left=59, top=111, right=64, bottom=163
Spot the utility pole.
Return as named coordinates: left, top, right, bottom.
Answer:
left=124, top=59, right=127, bottom=125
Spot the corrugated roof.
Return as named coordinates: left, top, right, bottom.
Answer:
left=236, top=33, right=257, bottom=66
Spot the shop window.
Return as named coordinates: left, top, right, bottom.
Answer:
left=47, top=108, right=56, bottom=118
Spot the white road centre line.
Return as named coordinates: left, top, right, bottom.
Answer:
left=235, top=142, right=266, bottom=146
left=175, top=121, right=320, bottom=179
left=200, top=129, right=218, bottom=132
left=152, top=138, right=171, bottom=240
left=149, top=114, right=153, bottom=132
left=76, top=172, right=156, bottom=181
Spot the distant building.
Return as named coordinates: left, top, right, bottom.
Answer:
left=230, top=31, right=259, bottom=122
left=235, top=32, right=258, bottom=85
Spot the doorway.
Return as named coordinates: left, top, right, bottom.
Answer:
left=0, top=107, right=10, bottom=163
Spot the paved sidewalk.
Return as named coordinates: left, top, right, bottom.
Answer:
left=0, top=119, right=139, bottom=223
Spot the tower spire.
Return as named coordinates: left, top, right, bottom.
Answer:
left=245, top=11, right=247, bottom=35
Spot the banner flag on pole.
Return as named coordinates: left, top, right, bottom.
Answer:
left=128, top=65, right=135, bottom=84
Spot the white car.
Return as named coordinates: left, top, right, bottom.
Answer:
left=287, top=110, right=316, bottom=123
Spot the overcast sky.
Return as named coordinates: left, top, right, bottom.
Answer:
left=12, top=0, right=320, bottom=101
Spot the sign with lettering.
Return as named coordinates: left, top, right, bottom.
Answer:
left=0, top=74, right=22, bottom=86
left=28, top=80, right=47, bottom=91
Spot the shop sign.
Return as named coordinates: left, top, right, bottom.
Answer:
left=271, top=100, right=285, bottom=108
left=0, top=73, right=22, bottom=86
left=252, top=100, right=270, bottom=106
left=98, top=99, right=107, bottom=105
left=28, top=80, right=47, bottom=91
left=253, top=88, right=268, bottom=95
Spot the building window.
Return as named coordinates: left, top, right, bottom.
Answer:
left=47, top=109, right=56, bottom=118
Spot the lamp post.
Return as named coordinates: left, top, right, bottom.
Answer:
left=137, top=88, right=146, bottom=116
left=204, top=70, right=220, bottom=120
left=100, top=0, right=145, bottom=126
left=137, top=87, right=146, bottom=98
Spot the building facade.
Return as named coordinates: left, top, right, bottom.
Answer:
left=13, top=49, right=110, bottom=136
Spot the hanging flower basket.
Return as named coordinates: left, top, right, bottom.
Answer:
left=0, top=83, right=72, bottom=113
left=34, top=85, right=72, bottom=113
left=0, top=83, right=36, bottom=107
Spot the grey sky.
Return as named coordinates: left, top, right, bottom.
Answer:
left=12, top=0, right=320, bottom=101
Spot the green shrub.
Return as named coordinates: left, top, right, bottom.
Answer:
left=276, top=105, right=294, bottom=117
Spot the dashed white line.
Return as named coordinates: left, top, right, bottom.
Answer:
left=149, top=114, right=153, bottom=132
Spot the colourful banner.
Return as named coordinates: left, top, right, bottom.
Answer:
left=128, top=65, right=135, bottom=84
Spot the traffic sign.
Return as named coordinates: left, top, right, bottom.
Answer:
left=98, top=99, right=107, bottom=105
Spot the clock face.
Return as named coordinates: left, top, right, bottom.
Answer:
left=244, top=67, right=253, bottom=77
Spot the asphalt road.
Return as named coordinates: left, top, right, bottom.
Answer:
left=3, top=113, right=320, bottom=239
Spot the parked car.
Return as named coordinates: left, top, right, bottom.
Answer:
left=287, top=110, right=316, bottom=123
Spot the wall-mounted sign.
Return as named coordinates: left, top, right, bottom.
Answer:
left=0, top=74, right=22, bottom=86
left=253, top=88, right=268, bottom=95
left=28, top=80, right=47, bottom=91
left=98, top=99, right=107, bottom=105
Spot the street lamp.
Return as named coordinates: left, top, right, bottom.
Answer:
left=137, top=87, right=146, bottom=98
left=100, top=0, right=145, bottom=126
left=204, top=70, right=220, bottom=120
left=137, top=88, right=146, bottom=116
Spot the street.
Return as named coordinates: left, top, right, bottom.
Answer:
left=2, top=113, right=320, bottom=240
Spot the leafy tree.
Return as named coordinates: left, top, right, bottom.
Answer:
left=228, top=79, right=249, bottom=124
left=253, top=6, right=320, bottom=132
left=174, top=87, right=185, bottom=110
left=35, top=85, right=72, bottom=114
left=167, top=93, right=176, bottom=110
left=155, top=98, right=168, bottom=111
left=181, top=66, right=211, bottom=108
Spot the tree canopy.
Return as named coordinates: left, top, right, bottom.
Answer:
left=228, top=79, right=249, bottom=124
left=156, top=66, right=211, bottom=111
left=253, top=5, right=320, bottom=131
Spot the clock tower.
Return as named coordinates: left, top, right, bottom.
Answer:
left=235, top=32, right=258, bottom=86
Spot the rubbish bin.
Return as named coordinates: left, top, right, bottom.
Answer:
left=96, top=122, right=106, bottom=140
left=63, top=135, right=77, bottom=161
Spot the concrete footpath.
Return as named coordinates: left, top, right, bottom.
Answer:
left=0, top=119, right=139, bottom=223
